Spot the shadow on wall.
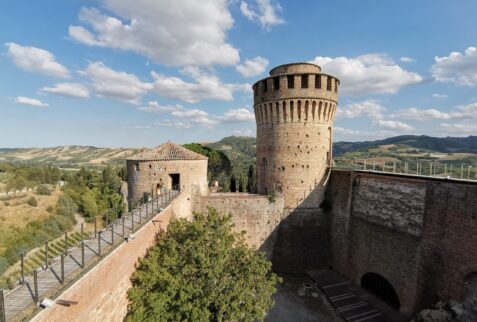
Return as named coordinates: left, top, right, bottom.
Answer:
left=262, top=173, right=331, bottom=274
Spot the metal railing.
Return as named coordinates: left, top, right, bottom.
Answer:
left=0, top=190, right=180, bottom=322
left=333, top=159, right=476, bottom=182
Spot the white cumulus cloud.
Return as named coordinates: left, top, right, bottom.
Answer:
left=311, top=54, right=423, bottom=96
left=375, top=119, right=414, bottom=131
left=80, top=62, right=152, bottom=104
left=240, top=0, right=284, bottom=30
left=432, top=93, right=448, bottom=99
left=395, top=108, right=452, bottom=121
left=69, top=1, right=239, bottom=67
left=15, top=96, right=49, bottom=107
left=5, top=43, right=69, bottom=78
left=139, top=101, right=254, bottom=128
left=40, top=83, right=90, bottom=99
left=236, top=56, right=269, bottom=77
left=151, top=67, right=250, bottom=103
left=338, top=100, right=385, bottom=120
left=431, top=47, right=477, bottom=86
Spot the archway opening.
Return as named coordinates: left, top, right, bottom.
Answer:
left=361, top=272, right=400, bottom=310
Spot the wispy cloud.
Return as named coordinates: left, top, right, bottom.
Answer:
left=15, top=96, right=49, bottom=107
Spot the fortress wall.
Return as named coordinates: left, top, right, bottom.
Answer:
left=271, top=208, right=329, bottom=273
left=32, top=203, right=177, bottom=322
left=193, top=193, right=285, bottom=257
left=326, top=170, right=477, bottom=315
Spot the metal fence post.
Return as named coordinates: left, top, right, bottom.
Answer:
left=111, top=224, right=114, bottom=243
left=45, top=241, right=49, bottom=269
left=98, top=231, right=102, bottom=256
left=0, top=289, right=6, bottom=322
left=146, top=202, right=148, bottom=217
left=94, top=217, right=97, bottom=238
left=122, top=217, right=125, bottom=238
left=64, top=232, right=68, bottom=254
left=461, top=164, right=464, bottom=179
left=20, top=252, right=25, bottom=284
left=81, top=223, right=84, bottom=237
left=61, top=254, right=65, bottom=283
left=81, top=241, right=85, bottom=268
left=131, top=213, right=135, bottom=231
left=33, top=269, right=39, bottom=303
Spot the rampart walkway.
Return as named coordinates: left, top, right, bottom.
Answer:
left=1, top=191, right=179, bottom=322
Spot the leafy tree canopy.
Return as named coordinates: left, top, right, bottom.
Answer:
left=183, top=143, right=232, bottom=182
left=127, top=208, right=281, bottom=322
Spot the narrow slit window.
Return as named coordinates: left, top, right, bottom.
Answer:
left=315, top=75, right=321, bottom=89
left=263, top=80, right=268, bottom=92
left=301, top=75, right=308, bottom=88
left=287, top=75, right=294, bottom=89
left=273, top=77, right=280, bottom=90
left=327, top=77, right=332, bottom=91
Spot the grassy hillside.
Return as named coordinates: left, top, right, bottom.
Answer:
left=0, top=146, right=138, bottom=168
left=205, top=136, right=256, bottom=174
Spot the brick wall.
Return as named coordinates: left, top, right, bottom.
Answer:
left=31, top=204, right=174, bottom=322
left=193, top=193, right=284, bottom=257
left=326, top=170, right=477, bottom=315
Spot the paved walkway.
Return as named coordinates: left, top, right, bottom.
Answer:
left=2, top=192, right=178, bottom=322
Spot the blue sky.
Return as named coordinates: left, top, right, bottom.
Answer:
left=1, top=0, right=477, bottom=148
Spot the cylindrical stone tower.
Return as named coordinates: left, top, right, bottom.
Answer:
left=253, top=62, right=339, bottom=209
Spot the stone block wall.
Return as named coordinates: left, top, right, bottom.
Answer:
left=193, top=193, right=285, bottom=257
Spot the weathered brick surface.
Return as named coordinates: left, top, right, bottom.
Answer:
left=193, top=193, right=284, bottom=257
left=254, top=63, right=339, bottom=209
left=326, top=170, right=477, bottom=316
left=31, top=205, right=173, bottom=322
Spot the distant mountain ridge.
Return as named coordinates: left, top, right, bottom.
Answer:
left=0, top=135, right=476, bottom=168
left=333, top=135, right=477, bottom=156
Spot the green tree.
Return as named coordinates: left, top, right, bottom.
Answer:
left=239, top=172, right=246, bottom=192
left=229, top=172, right=237, bottom=192
left=56, top=195, right=77, bottom=218
left=36, top=184, right=52, bottom=195
left=126, top=209, right=281, bottom=322
left=183, top=143, right=232, bottom=183
left=247, top=165, right=256, bottom=193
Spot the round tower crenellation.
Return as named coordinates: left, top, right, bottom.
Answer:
left=254, top=63, right=340, bottom=209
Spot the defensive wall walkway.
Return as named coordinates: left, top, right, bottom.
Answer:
left=0, top=191, right=179, bottom=322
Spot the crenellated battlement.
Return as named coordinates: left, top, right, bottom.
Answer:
left=253, top=73, right=339, bottom=104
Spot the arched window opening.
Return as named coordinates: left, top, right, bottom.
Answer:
left=315, top=75, right=321, bottom=89
left=263, top=79, right=268, bottom=92
left=287, top=75, right=294, bottom=89
left=301, top=74, right=308, bottom=88
left=134, top=163, right=139, bottom=171
left=264, top=104, right=269, bottom=123
left=275, top=102, right=279, bottom=122
left=361, top=273, right=400, bottom=310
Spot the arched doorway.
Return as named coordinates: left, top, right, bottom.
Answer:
left=156, top=179, right=163, bottom=195
left=361, top=272, right=400, bottom=310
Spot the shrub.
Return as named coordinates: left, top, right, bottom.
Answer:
left=56, top=195, right=77, bottom=218
left=46, top=205, right=54, bottom=213
left=127, top=208, right=281, bottom=322
left=268, top=191, right=277, bottom=203
left=36, top=184, right=52, bottom=196
left=27, top=196, right=38, bottom=207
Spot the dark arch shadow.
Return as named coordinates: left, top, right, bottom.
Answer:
left=361, top=272, right=401, bottom=310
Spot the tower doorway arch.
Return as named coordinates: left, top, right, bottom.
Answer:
left=361, top=272, right=400, bottom=310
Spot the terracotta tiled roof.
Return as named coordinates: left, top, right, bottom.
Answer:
left=127, top=142, right=207, bottom=161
